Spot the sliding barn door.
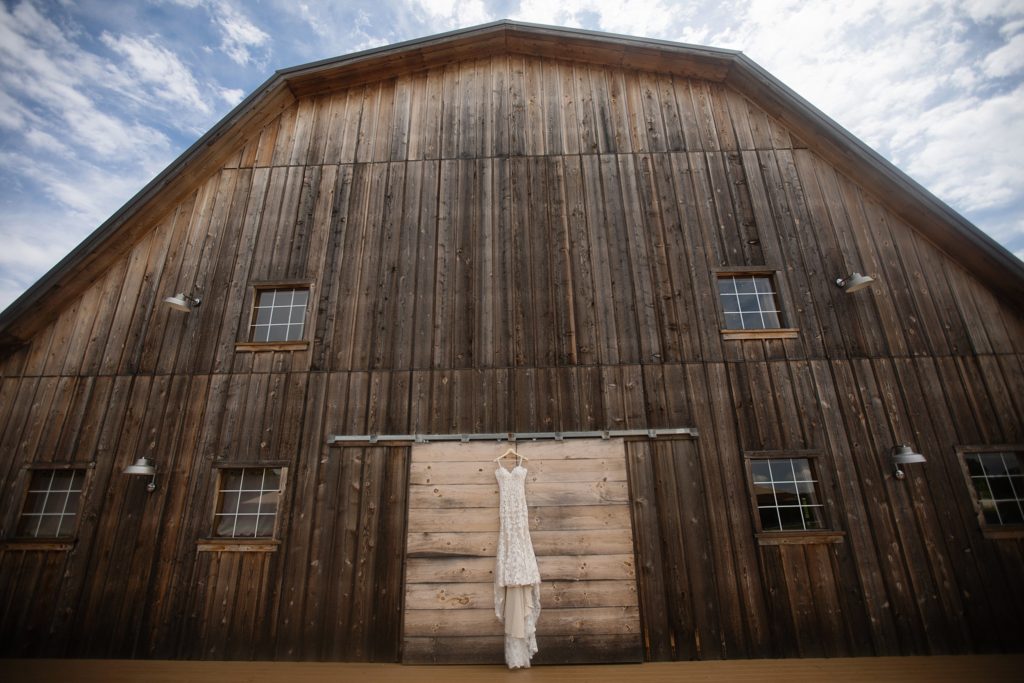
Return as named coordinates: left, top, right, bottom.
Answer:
left=402, top=439, right=642, bottom=664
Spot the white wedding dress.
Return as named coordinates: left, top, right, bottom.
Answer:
left=494, top=464, right=542, bottom=668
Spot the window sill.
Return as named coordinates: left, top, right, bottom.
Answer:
left=1, top=539, right=75, bottom=551
left=234, top=341, right=309, bottom=353
left=756, top=530, right=845, bottom=546
left=980, top=526, right=1024, bottom=540
left=721, top=328, right=800, bottom=340
left=196, top=538, right=281, bottom=552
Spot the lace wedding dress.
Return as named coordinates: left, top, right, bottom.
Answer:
left=494, top=464, right=542, bottom=668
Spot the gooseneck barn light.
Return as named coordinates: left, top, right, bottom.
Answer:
left=123, top=457, right=158, bottom=492
left=891, top=444, right=926, bottom=480
left=835, top=272, right=876, bottom=293
left=162, top=293, right=202, bottom=312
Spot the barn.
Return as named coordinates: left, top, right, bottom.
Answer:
left=1, top=20, right=1022, bottom=669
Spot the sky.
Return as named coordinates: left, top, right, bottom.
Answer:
left=0, top=0, right=1022, bottom=311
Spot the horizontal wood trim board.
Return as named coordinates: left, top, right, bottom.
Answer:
left=410, top=440, right=629, bottom=462
left=401, top=634, right=644, bottom=665
left=403, top=606, right=641, bottom=638
left=409, top=458, right=628, bottom=485
left=406, top=528, right=634, bottom=558
left=404, top=554, right=638, bottom=583
left=408, top=481, right=630, bottom=508
left=404, top=580, right=638, bottom=610
left=406, top=504, right=632, bottom=533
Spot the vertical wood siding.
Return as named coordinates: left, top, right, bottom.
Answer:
left=1, top=53, right=1022, bottom=662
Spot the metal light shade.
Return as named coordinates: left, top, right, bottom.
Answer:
left=892, top=444, right=926, bottom=464
left=124, top=457, right=157, bottom=476
left=836, top=272, right=875, bottom=293
left=163, top=293, right=200, bottom=312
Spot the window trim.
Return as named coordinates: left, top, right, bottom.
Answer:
left=3, top=462, right=94, bottom=550
left=235, top=279, right=314, bottom=352
left=742, top=450, right=844, bottom=546
left=198, top=462, right=288, bottom=552
left=956, top=444, right=1024, bottom=539
left=713, top=268, right=799, bottom=340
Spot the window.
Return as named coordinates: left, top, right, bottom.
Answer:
left=960, top=448, right=1024, bottom=529
left=248, top=287, right=309, bottom=343
left=213, top=467, right=284, bottom=539
left=717, top=274, right=783, bottom=330
left=743, top=452, right=842, bottom=546
left=17, top=468, right=86, bottom=538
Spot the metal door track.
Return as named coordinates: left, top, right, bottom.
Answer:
left=328, top=427, right=697, bottom=445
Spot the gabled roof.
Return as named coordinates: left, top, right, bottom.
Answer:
left=1, top=19, right=1021, bottom=350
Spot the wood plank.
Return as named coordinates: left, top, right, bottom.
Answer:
left=617, top=155, right=662, bottom=363
left=601, top=68, right=632, bottom=154
left=452, top=159, right=478, bottom=368
left=287, top=98, right=316, bottom=166
left=625, top=440, right=673, bottom=661
left=407, top=528, right=633, bottom=558
left=405, top=580, right=638, bottom=611
left=407, top=503, right=631, bottom=535
left=371, top=446, right=410, bottom=661
left=555, top=61, right=580, bottom=155
left=190, top=168, right=255, bottom=374
left=408, top=480, right=629, bottom=508
left=607, top=152, right=645, bottom=363
left=270, top=103, right=298, bottom=166
left=320, top=91, right=352, bottom=164
left=619, top=67, right=648, bottom=154
left=409, top=458, right=627, bottom=485
left=404, top=606, right=640, bottom=638
left=405, top=557, right=634, bottom=589
left=572, top=63, right=598, bottom=153
left=410, top=439, right=629, bottom=462
left=372, top=78, right=398, bottom=163
left=354, top=82, right=383, bottom=164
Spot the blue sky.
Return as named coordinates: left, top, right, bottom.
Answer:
left=1, top=0, right=1022, bottom=310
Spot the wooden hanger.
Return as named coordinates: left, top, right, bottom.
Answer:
left=493, top=447, right=529, bottom=463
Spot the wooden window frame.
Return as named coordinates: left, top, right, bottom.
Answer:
left=956, top=445, right=1024, bottom=540
left=197, top=462, right=288, bottom=552
left=235, top=279, right=314, bottom=352
left=713, top=268, right=799, bottom=340
left=2, top=462, right=95, bottom=551
left=742, top=450, right=844, bottom=546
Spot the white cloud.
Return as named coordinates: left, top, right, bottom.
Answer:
left=511, top=0, right=684, bottom=37
left=23, top=129, right=70, bottom=154
left=101, top=33, right=211, bottom=113
left=162, top=0, right=270, bottom=65
left=982, top=32, right=1024, bottom=77
left=960, top=0, right=1024, bottom=22
left=903, top=85, right=1024, bottom=212
left=219, top=87, right=245, bottom=105
left=1000, top=19, right=1024, bottom=37
left=213, top=0, right=270, bottom=65
left=0, top=88, right=34, bottom=129
left=0, top=4, right=172, bottom=160
left=0, top=149, right=152, bottom=228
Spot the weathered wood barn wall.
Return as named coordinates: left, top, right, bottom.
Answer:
left=1, top=22, right=1022, bottom=663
